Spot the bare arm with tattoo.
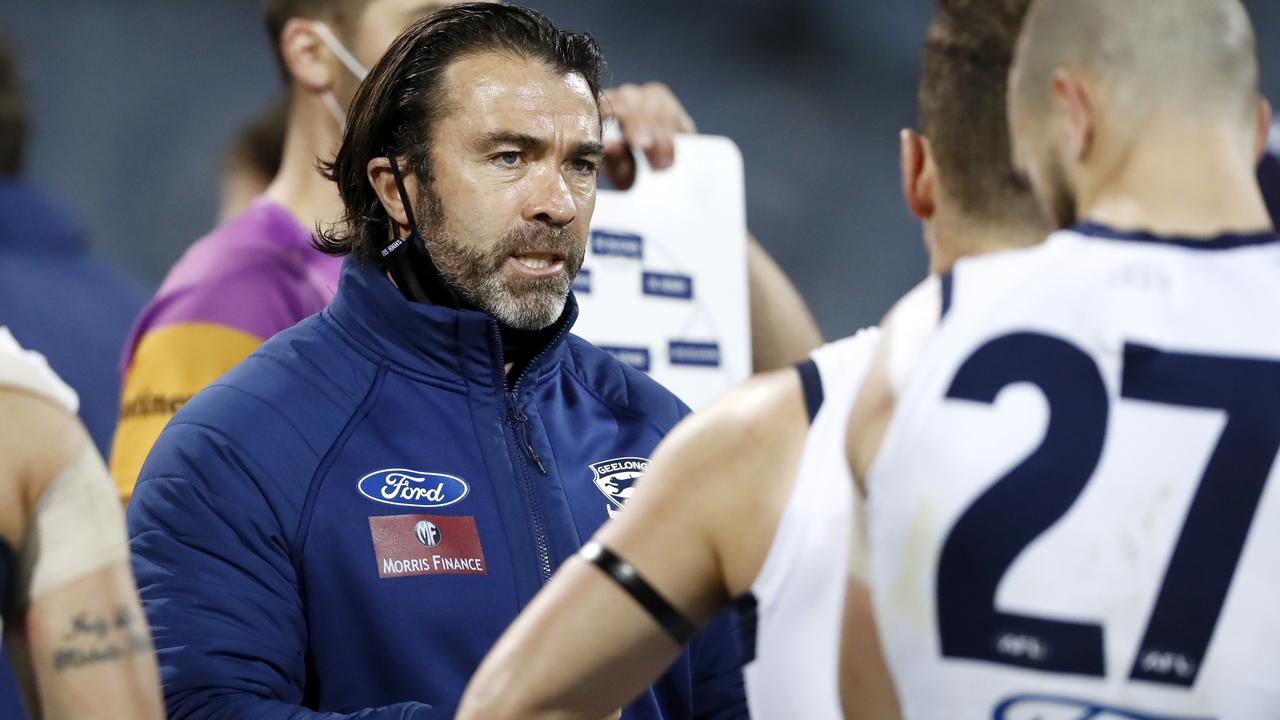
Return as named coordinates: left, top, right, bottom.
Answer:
left=0, top=387, right=164, bottom=719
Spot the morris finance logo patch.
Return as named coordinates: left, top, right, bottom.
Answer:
left=369, top=514, right=486, bottom=578
left=589, top=457, right=649, bottom=518
left=357, top=468, right=469, bottom=509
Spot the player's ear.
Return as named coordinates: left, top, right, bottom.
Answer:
left=1051, top=69, right=1095, bottom=164
left=1253, top=95, right=1272, bottom=165
left=367, top=157, right=414, bottom=234
left=279, top=18, right=337, bottom=94
left=900, top=129, right=936, bottom=221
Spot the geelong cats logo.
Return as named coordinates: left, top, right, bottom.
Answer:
left=589, top=457, right=650, bottom=518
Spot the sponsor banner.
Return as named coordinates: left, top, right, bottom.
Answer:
left=598, top=346, right=651, bottom=372
left=369, top=514, right=487, bottom=578
left=642, top=271, right=694, bottom=300
left=669, top=341, right=722, bottom=368
left=590, top=230, right=644, bottom=259
left=357, top=468, right=469, bottom=509
left=572, top=267, right=592, bottom=295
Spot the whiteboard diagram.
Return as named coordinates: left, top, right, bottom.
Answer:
left=572, top=135, right=751, bottom=411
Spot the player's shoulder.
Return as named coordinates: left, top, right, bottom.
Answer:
left=562, top=334, right=690, bottom=430
left=667, top=366, right=808, bottom=461
left=0, top=328, right=78, bottom=414
left=0, top=331, right=86, bottom=511
left=809, top=328, right=882, bottom=383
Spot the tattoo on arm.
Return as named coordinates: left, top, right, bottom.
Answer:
left=51, top=606, right=153, bottom=672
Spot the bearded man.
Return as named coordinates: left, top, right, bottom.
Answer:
left=125, top=4, right=747, bottom=719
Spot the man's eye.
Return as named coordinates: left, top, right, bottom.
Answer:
left=570, top=158, right=597, bottom=174
left=495, top=151, right=522, bottom=167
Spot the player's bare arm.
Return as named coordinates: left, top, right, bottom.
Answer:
left=0, top=390, right=164, bottom=719
left=839, top=276, right=943, bottom=720
left=458, top=368, right=811, bottom=719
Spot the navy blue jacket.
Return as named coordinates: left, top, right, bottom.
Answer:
left=128, top=260, right=747, bottom=719
left=0, top=180, right=147, bottom=455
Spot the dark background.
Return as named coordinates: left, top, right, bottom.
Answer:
left=4, top=1, right=1279, bottom=339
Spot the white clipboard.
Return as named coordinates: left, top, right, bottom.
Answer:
left=572, top=134, right=751, bottom=411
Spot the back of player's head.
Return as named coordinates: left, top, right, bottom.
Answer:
left=263, top=0, right=368, bottom=79
left=0, top=33, right=25, bottom=178
left=919, top=0, right=1037, bottom=222
left=1012, top=0, right=1259, bottom=134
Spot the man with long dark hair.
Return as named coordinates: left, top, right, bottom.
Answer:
left=127, top=5, right=747, bottom=718
left=110, top=0, right=822, bottom=504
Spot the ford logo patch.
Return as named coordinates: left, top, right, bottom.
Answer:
left=357, top=468, right=470, bottom=509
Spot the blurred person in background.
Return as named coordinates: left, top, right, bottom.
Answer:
left=218, top=99, right=288, bottom=221
left=0, top=329, right=164, bottom=719
left=455, top=1, right=1044, bottom=718
left=0, top=34, right=147, bottom=458
left=127, top=5, right=747, bottom=718
left=110, top=0, right=821, bottom=502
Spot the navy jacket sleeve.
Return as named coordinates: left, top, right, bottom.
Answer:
left=689, top=611, right=751, bottom=719
left=127, top=420, right=444, bottom=720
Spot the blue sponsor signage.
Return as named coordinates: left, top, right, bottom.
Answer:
left=573, top=268, right=592, bottom=294
left=642, top=271, right=693, bottom=300
left=357, top=468, right=470, bottom=509
left=590, top=230, right=644, bottom=259
left=599, top=346, right=651, bottom=372
left=669, top=341, right=721, bottom=368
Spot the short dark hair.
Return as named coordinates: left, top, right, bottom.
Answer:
left=317, top=3, right=606, bottom=264
left=225, top=100, right=288, bottom=183
left=919, top=0, right=1033, bottom=219
left=263, top=0, right=366, bottom=80
left=0, top=33, right=26, bottom=177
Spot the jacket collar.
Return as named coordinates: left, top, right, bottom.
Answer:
left=0, top=181, right=86, bottom=255
left=326, top=259, right=578, bottom=389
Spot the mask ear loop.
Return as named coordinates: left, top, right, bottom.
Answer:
left=380, top=152, right=459, bottom=308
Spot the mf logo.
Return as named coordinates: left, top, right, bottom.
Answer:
left=589, top=457, right=650, bottom=518
left=414, top=520, right=442, bottom=548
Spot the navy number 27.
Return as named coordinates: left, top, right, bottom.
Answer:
left=936, top=332, right=1280, bottom=687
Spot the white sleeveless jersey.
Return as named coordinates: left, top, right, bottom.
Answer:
left=744, top=328, right=880, bottom=719
left=866, top=225, right=1280, bottom=718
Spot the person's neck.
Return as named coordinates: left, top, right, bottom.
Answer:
left=927, top=211, right=1047, bottom=275
left=263, top=94, right=346, bottom=233
left=1079, top=122, right=1272, bottom=238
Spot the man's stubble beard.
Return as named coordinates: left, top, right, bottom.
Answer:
left=415, top=183, right=586, bottom=330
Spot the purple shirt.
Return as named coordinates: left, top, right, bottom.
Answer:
left=121, top=197, right=343, bottom=371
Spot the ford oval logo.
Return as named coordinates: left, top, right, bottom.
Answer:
left=357, top=468, right=470, bottom=509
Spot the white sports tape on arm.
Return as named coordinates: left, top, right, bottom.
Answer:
left=16, top=443, right=128, bottom=604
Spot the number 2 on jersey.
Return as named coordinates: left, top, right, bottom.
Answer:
left=936, top=332, right=1280, bottom=687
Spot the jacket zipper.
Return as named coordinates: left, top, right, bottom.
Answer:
left=492, top=320, right=572, bottom=585
left=506, top=392, right=553, bottom=582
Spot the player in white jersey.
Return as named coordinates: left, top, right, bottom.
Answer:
left=843, top=0, right=1280, bottom=717
left=0, top=328, right=164, bottom=718
left=457, top=1, right=1048, bottom=716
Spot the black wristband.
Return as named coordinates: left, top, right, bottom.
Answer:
left=580, top=541, right=696, bottom=645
